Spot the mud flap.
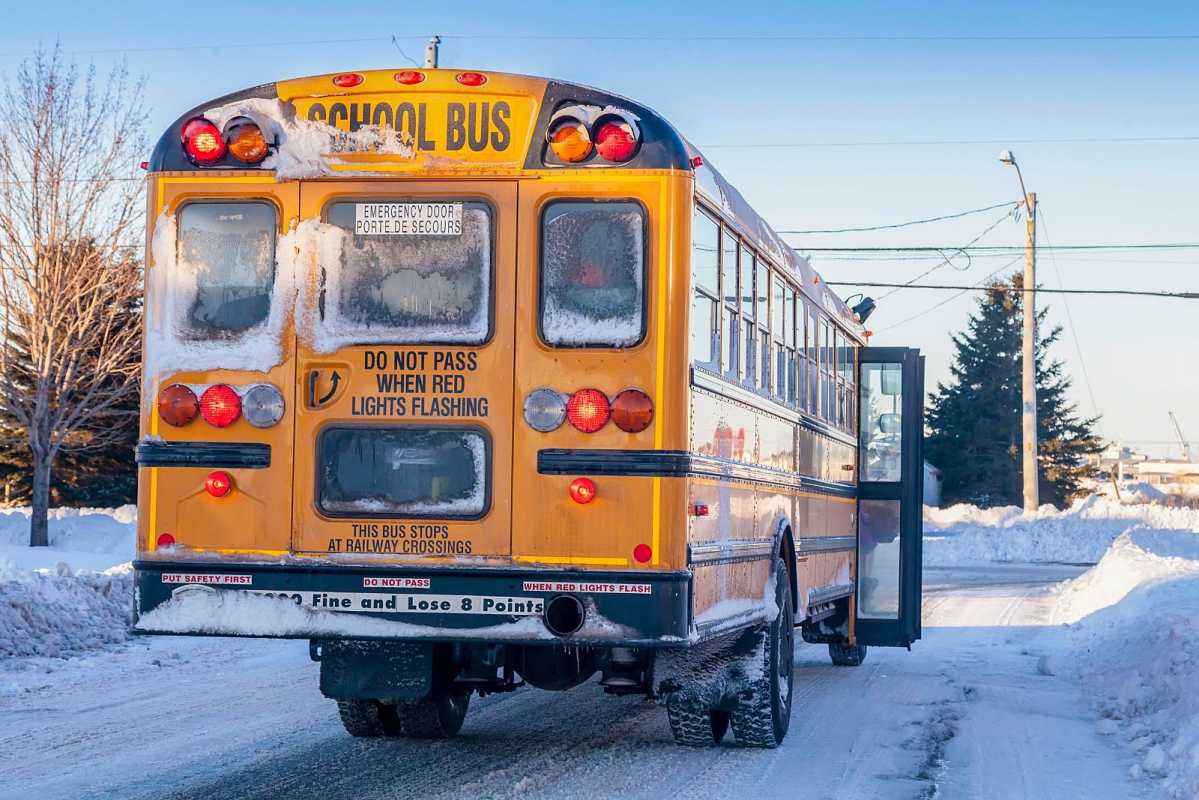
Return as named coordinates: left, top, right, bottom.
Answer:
left=318, top=640, right=433, bottom=700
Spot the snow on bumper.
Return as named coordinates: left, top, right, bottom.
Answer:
left=132, top=561, right=690, bottom=646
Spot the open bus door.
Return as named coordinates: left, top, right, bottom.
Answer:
left=854, top=347, right=924, bottom=648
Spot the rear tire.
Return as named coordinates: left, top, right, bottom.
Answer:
left=400, top=690, right=471, bottom=738
left=666, top=698, right=730, bottom=747
left=829, top=642, right=867, bottom=667
left=336, top=699, right=403, bottom=738
left=730, top=556, right=794, bottom=748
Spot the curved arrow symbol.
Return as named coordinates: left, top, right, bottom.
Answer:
left=317, top=370, right=341, bottom=407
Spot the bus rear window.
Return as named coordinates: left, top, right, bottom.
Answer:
left=317, top=427, right=490, bottom=519
left=323, top=201, right=492, bottom=345
left=540, top=201, right=645, bottom=347
left=176, top=202, right=276, bottom=337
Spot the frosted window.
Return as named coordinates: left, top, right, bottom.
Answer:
left=541, top=201, right=645, bottom=347
left=318, top=427, right=489, bottom=518
left=177, top=202, right=276, bottom=338
left=324, top=201, right=491, bottom=345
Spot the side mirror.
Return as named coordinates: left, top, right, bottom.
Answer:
left=878, top=413, right=901, bottom=434
left=880, top=366, right=902, bottom=396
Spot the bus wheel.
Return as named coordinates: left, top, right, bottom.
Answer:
left=399, top=689, right=471, bottom=738
left=666, top=699, right=730, bottom=746
left=828, top=642, right=868, bottom=667
left=336, top=699, right=403, bottom=738
left=730, top=556, right=794, bottom=748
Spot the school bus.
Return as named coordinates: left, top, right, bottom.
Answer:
left=133, top=67, right=925, bottom=747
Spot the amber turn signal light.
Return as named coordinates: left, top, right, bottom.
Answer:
left=225, top=117, right=269, bottom=164
left=158, top=384, right=199, bottom=427
left=547, top=119, right=592, bottom=163
left=611, top=389, right=653, bottom=433
left=569, top=477, right=597, bottom=504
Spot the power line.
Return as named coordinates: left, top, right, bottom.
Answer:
left=797, top=242, right=1199, bottom=252
left=701, top=135, right=1199, bottom=149
left=6, top=30, right=1198, bottom=58
left=776, top=201, right=1016, bottom=234
left=1038, top=209, right=1100, bottom=419
left=869, top=256, right=1026, bottom=332
left=873, top=206, right=1017, bottom=300
left=828, top=281, right=1199, bottom=299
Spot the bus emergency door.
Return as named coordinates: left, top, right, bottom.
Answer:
left=854, top=347, right=924, bottom=647
left=291, top=181, right=518, bottom=560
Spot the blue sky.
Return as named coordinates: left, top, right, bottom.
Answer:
left=3, top=1, right=1196, bottom=455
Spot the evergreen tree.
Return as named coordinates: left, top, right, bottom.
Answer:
left=925, top=273, right=1101, bottom=508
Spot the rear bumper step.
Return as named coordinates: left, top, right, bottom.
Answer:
left=133, top=560, right=690, bottom=647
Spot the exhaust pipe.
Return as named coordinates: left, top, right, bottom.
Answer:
left=543, top=594, right=586, bottom=637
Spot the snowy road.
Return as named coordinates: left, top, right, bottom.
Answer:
left=0, top=564, right=1151, bottom=800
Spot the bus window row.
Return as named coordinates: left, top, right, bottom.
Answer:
left=689, top=204, right=856, bottom=435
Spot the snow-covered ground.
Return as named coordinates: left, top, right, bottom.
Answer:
left=1, top=494, right=1198, bottom=799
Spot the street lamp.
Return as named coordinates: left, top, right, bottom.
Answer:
left=999, top=150, right=1039, bottom=510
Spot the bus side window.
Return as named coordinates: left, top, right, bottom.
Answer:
left=690, top=207, right=720, bottom=367
left=740, top=243, right=754, bottom=387
left=785, top=285, right=797, bottom=407
left=805, top=303, right=818, bottom=413
left=772, top=272, right=786, bottom=401
left=176, top=201, right=277, bottom=337
left=756, top=257, right=769, bottom=393
left=821, top=319, right=834, bottom=422
left=722, top=227, right=739, bottom=380
left=540, top=200, right=646, bottom=348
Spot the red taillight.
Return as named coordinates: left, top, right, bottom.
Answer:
left=566, top=389, right=610, bottom=433
left=611, top=389, right=654, bottom=433
left=394, top=70, right=425, bottom=85
left=692, top=503, right=710, bottom=517
left=594, top=120, right=638, bottom=162
left=569, top=477, right=597, bottom=504
left=181, top=117, right=225, bottom=165
left=332, top=73, right=364, bottom=88
left=158, top=384, right=199, bottom=427
left=200, top=384, right=241, bottom=428
left=633, top=543, right=652, bottom=563
left=157, top=532, right=176, bottom=548
left=205, top=470, right=233, bottom=498
left=455, top=71, right=487, bottom=86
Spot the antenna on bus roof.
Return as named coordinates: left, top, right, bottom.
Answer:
left=424, top=35, right=441, bottom=69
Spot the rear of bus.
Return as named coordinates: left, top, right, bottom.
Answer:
left=133, top=71, right=695, bottom=678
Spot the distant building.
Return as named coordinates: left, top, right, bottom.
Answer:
left=1135, top=459, right=1199, bottom=486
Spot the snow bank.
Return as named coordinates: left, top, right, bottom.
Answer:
left=1049, top=528, right=1199, bottom=797
left=924, top=495, right=1199, bottom=565
left=0, top=507, right=137, bottom=661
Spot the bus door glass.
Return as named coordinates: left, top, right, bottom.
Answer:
left=290, top=181, right=517, bottom=560
left=855, top=347, right=924, bottom=647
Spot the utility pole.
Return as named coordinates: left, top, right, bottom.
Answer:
left=1021, top=190, right=1039, bottom=509
left=424, top=35, right=441, bottom=69
left=999, top=150, right=1039, bottom=510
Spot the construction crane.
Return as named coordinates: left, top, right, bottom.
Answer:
left=1169, top=411, right=1194, bottom=462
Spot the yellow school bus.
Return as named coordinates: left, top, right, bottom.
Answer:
left=133, top=67, right=925, bottom=747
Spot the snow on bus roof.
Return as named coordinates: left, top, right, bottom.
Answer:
left=686, top=140, right=864, bottom=338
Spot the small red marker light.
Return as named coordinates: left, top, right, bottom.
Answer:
left=156, top=532, right=176, bottom=548
left=455, top=71, right=487, bottom=86
left=692, top=503, right=710, bottom=517
left=394, top=70, right=426, bottom=85
left=569, top=477, right=597, bottom=504
left=139, top=160, right=149, bottom=170
left=633, top=544, right=653, bottom=563
left=332, top=73, right=364, bottom=88
left=205, top=471, right=233, bottom=498
left=690, top=155, right=703, bottom=167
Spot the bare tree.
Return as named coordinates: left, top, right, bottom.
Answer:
left=0, top=48, right=147, bottom=546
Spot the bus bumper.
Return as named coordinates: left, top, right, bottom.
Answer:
left=132, top=560, right=691, bottom=647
